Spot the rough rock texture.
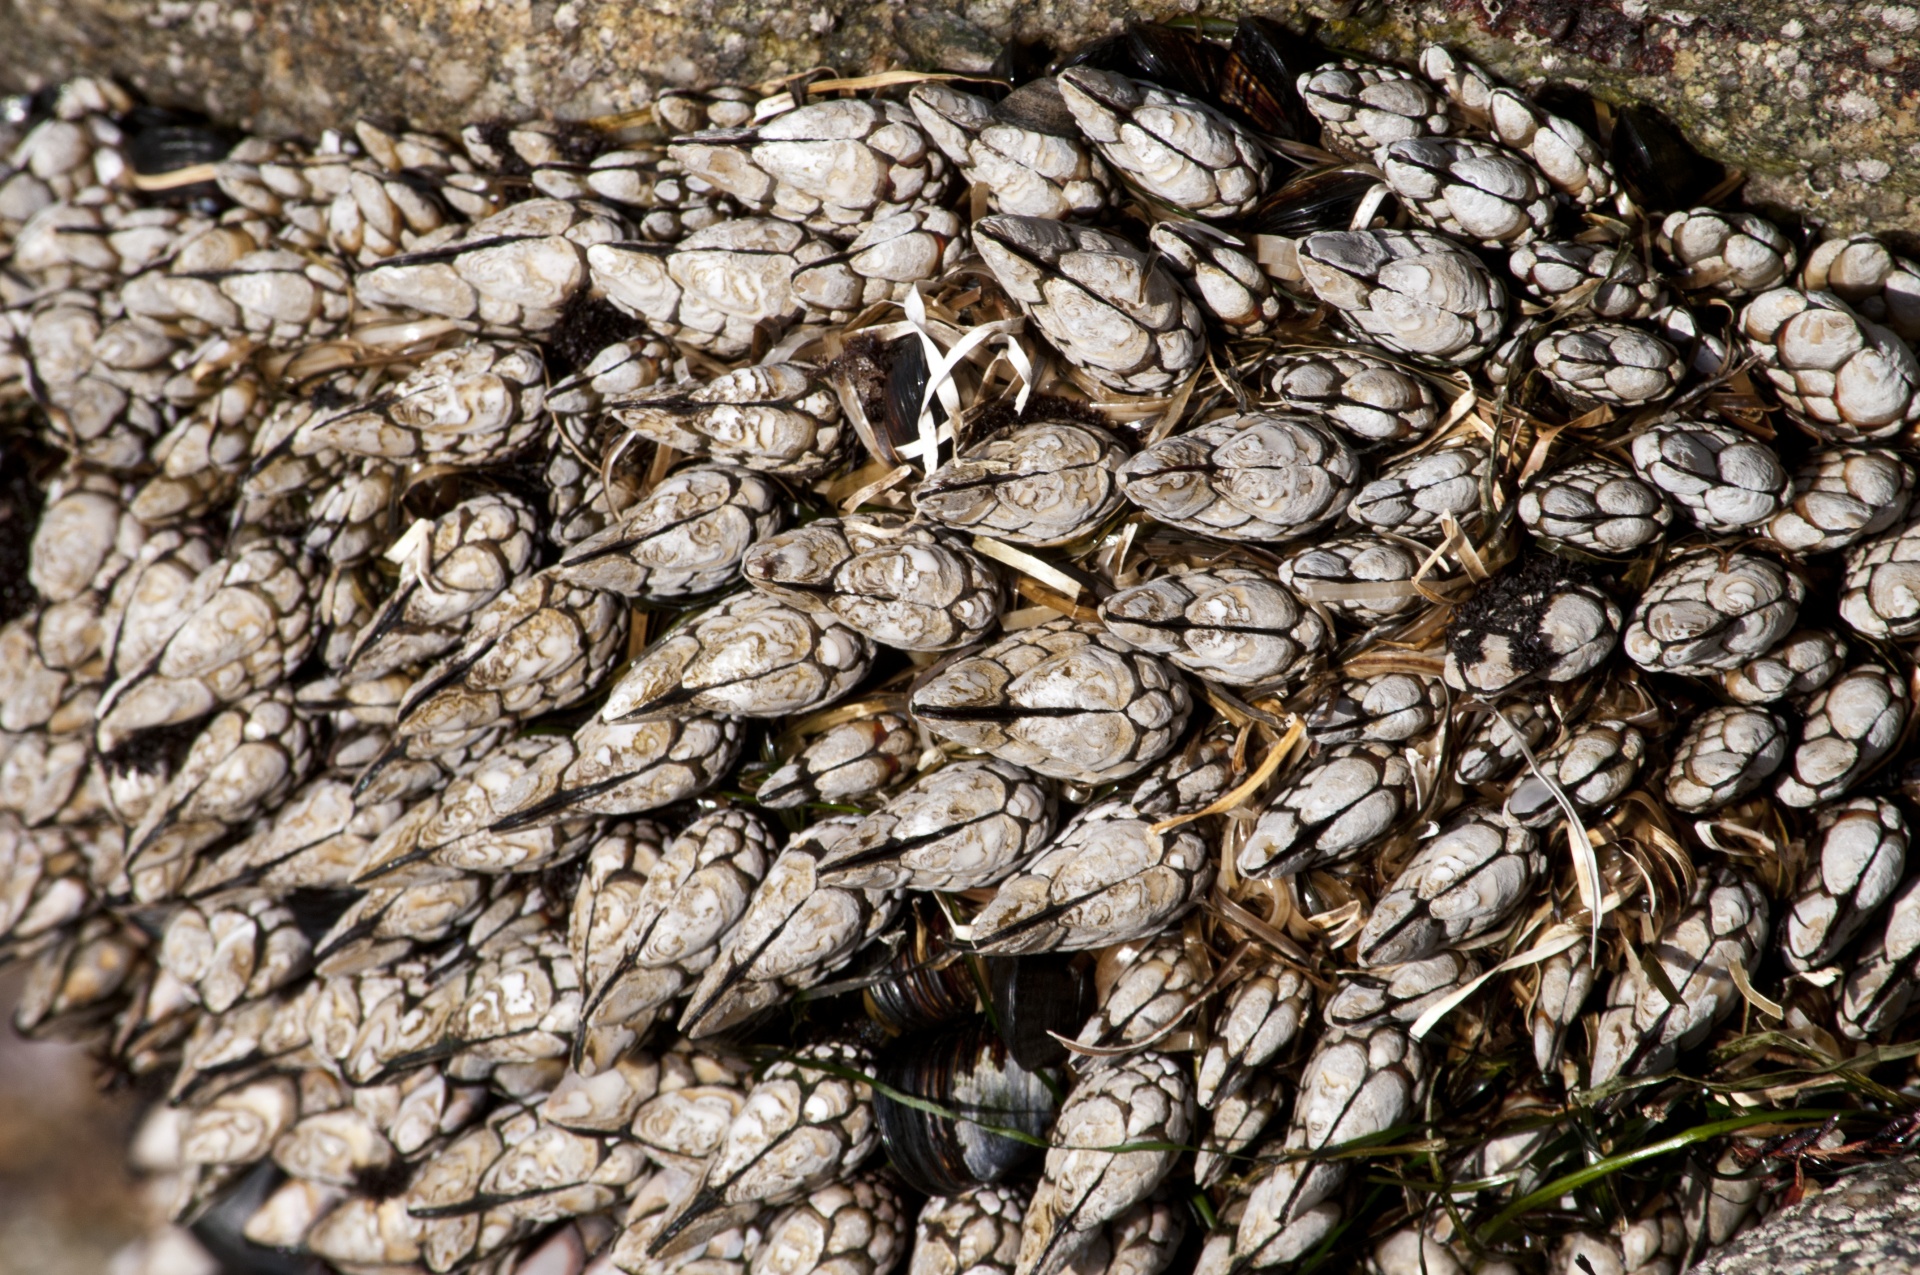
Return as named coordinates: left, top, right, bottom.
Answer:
left=1692, top=1159, right=1920, bottom=1274
left=0, top=0, right=1916, bottom=233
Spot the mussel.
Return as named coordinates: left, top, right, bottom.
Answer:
left=991, top=38, right=1057, bottom=86
left=864, top=905, right=1093, bottom=1056
left=123, top=105, right=238, bottom=208
left=124, top=105, right=238, bottom=172
left=865, top=903, right=981, bottom=1034
left=188, top=1161, right=323, bottom=1275
left=887, top=332, right=944, bottom=453
left=873, top=1020, right=1062, bottom=1196
left=829, top=331, right=951, bottom=470
left=987, top=953, right=1095, bottom=1071
left=1218, top=17, right=1326, bottom=142
left=1057, top=18, right=1320, bottom=142
left=1059, top=23, right=1227, bottom=105
left=1239, top=165, right=1393, bottom=239
left=1610, top=104, right=1724, bottom=211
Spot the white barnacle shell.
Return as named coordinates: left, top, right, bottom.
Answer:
left=1588, top=872, right=1770, bottom=1085
left=603, top=590, right=874, bottom=722
left=1741, top=287, right=1920, bottom=440
left=973, top=215, right=1205, bottom=394
left=1116, top=413, right=1360, bottom=542
left=1625, top=550, right=1804, bottom=674
left=1239, top=742, right=1414, bottom=878
left=1296, top=229, right=1507, bottom=365
left=914, top=417, right=1130, bottom=547
left=1380, top=136, right=1553, bottom=247
left=1663, top=706, right=1790, bottom=814
left=741, top=512, right=1002, bottom=651
left=590, top=217, right=837, bottom=357
left=1773, top=663, right=1908, bottom=807
left=816, top=759, right=1055, bottom=892
left=679, top=819, right=899, bottom=1038
left=1100, top=566, right=1328, bottom=690
left=1357, top=809, right=1542, bottom=967
left=552, top=464, right=787, bottom=600
left=358, top=198, right=626, bottom=331
left=1015, top=1051, right=1192, bottom=1275
left=295, top=340, right=549, bottom=466
left=1783, top=797, right=1907, bottom=973
left=1768, top=446, right=1914, bottom=555
left=968, top=800, right=1214, bottom=953
left=1056, top=67, right=1269, bottom=220
left=909, top=618, right=1191, bottom=785
left=608, top=362, right=849, bottom=480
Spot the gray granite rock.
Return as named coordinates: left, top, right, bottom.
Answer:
left=0, top=0, right=1914, bottom=234
left=1693, top=1158, right=1920, bottom=1274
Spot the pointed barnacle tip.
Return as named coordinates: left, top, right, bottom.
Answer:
left=352, top=839, right=433, bottom=884
left=487, top=807, right=537, bottom=833
left=676, top=994, right=722, bottom=1040
left=647, top=1190, right=726, bottom=1257
left=351, top=748, right=402, bottom=800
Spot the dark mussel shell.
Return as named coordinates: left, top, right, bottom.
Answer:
left=874, top=1020, right=1061, bottom=1196
left=1218, top=17, right=1325, bottom=142
left=993, top=77, right=1082, bottom=140
left=1610, top=104, right=1724, bottom=212
left=866, top=902, right=980, bottom=1033
left=0, top=431, right=52, bottom=626
left=886, top=330, right=945, bottom=451
left=12, top=85, right=61, bottom=128
left=1126, top=23, right=1229, bottom=100
left=1239, top=165, right=1393, bottom=239
left=1532, top=85, right=1603, bottom=139
left=991, top=38, right=1058, bottom=86
left=1058, top=23, right=1227, bottom=104
left=828, top=331, right=935, bottom=468
left=987, top=953, right=1094, bottom=1071
left=124, top=106, right=238, bottom=208
left=283, top=887, right=363, bottom=946
left=191, top=1161, right=328, bottom=1275
left=124, top=106, right=239, bottom=174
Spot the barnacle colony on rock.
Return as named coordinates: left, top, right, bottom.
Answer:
left=8, top=25, right=1920, bottom=1275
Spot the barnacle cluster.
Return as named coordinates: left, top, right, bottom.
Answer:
left=6, top=23, right=1920, bottom=1275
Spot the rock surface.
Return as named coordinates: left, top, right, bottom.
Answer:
left=0, top=0, right=1915, bottom=234
left=1693, top=1158, right=1920, bottom=1274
